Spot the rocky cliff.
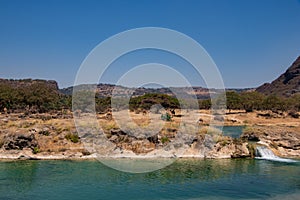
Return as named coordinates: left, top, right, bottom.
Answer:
left=256, top=56, right=300, bottom=97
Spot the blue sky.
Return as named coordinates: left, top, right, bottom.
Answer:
left=0, top=0, right=300, bottom=89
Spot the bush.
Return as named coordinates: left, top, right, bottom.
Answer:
left=32, top=147, right=40, bottom=154
left=218, top=139, right=230, bottom=147
left=161, top=136, right=170, bottom=144
left=129, top=93, right=180, bottom=111
left=65, top=133, right=80, bottom=143
left=288, top=111, right=299, bottom=118
left=161, top=113, right=172, bottom=121
left=39, top=130, right=50, bottom=136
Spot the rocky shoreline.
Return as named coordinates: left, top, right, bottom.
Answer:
left=1, top=111, right=299, bottom=161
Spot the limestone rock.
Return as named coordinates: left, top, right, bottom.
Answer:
left=3, top=133, right=38, bottom=150
left=241, top=126, right=300, bottom=157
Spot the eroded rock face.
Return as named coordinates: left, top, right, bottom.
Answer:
left=241, top=131, right=260, bottom=142
left=231, top=143, right=251, bottom=158
left=104, top=128, right=253, bottom=158
left=123, top=140, right=155, bottom=154
left=107, top=129, right=157, bottom=154
left=3, top=134, right=38, bottom=150
left=241, top=126, right=300, bottom=157
left=206, top=139, right=251, bottom=159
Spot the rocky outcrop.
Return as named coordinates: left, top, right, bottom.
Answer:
left=99, top=128, right=252, bottom=158
left=3, top=133, right=38, bottom=150
left=241, top=126, right=300, bottom=157
left=205, top=138, right=251, bottom=159
left=106, top=129, right=157, bottom=154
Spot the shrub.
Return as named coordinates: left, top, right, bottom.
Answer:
left=39, top=130, right=50, bottom=136
left=161, top=113, right=172, bottom=121
left=218, top=138, right=230, bottom=147
left=161, top=136, right=170, bottom=144
left=65, top=133, right=80, bottom=143
left=32, top=147, right=40, bottom=154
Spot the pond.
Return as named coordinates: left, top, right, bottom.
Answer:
left=216, top=125, right=245, bottom=138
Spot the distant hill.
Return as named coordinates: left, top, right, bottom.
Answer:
left=60, top=84, right=251, bottom=100
left=256, top=56, right=300, bottom=97
left=61, top=84, right=212, bottom=99
left=0, top=78, right=59, bottom=90
left=0, top=78, right=251, bottom=101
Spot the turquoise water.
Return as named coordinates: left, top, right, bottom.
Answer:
left=218, top=126, right=245, bottom=138
left=0, top=159, right=299, bottom=200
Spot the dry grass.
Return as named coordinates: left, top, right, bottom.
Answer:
left=1, top=109, right=299, bottom=155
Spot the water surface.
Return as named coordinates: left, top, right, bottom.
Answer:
left=218, top=125, right=245, bottom=138
left=0, top=159, right=299, bottom=200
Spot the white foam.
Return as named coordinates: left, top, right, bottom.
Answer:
left=256, top=146, right=297, bottom=163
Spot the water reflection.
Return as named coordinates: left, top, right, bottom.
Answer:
left=0, top=161, right=38, bottom=195
left=0, top=159, right=299, bottom=200
left=143, top=159, right=255, bottom=183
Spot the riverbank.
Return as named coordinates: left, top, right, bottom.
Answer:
left=0, top=110, right=299, bottom=160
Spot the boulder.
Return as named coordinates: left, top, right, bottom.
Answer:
left=147, top=134, right=159, bottom=144
left=241, top=132, right=260, bottom=142
left=3, top=134, right=38, bottom=150
left=231, top=143, right=251, bottom=158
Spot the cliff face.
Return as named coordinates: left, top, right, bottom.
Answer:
left=256, top=56, right=300, bottom=97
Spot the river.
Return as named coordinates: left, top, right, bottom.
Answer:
left=0, top=158, right=299, bottom=200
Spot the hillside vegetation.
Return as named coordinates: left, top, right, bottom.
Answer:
left=1, top=77, right=300, bottom=115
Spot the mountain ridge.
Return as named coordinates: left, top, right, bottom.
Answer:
left=256, top=56, right=300, bottom=97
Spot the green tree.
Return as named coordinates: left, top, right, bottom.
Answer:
left=129, top=93, right=180, bottom=111
left=96, top=97, right=111, bottom=113
left=226, top=91, right=242, bottom=112
left=24, top=82, right=60, bottom=112
left=240, top=91, right=265, bottom=112
left=262, top=95, right=283, bottom=111
left=199, top=99, right=211, bottom=109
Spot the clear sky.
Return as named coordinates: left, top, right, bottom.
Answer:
left=0, top=0, right=300, bottom=89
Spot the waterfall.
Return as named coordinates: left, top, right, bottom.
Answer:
left=256, top=146, right=297, bottom=163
